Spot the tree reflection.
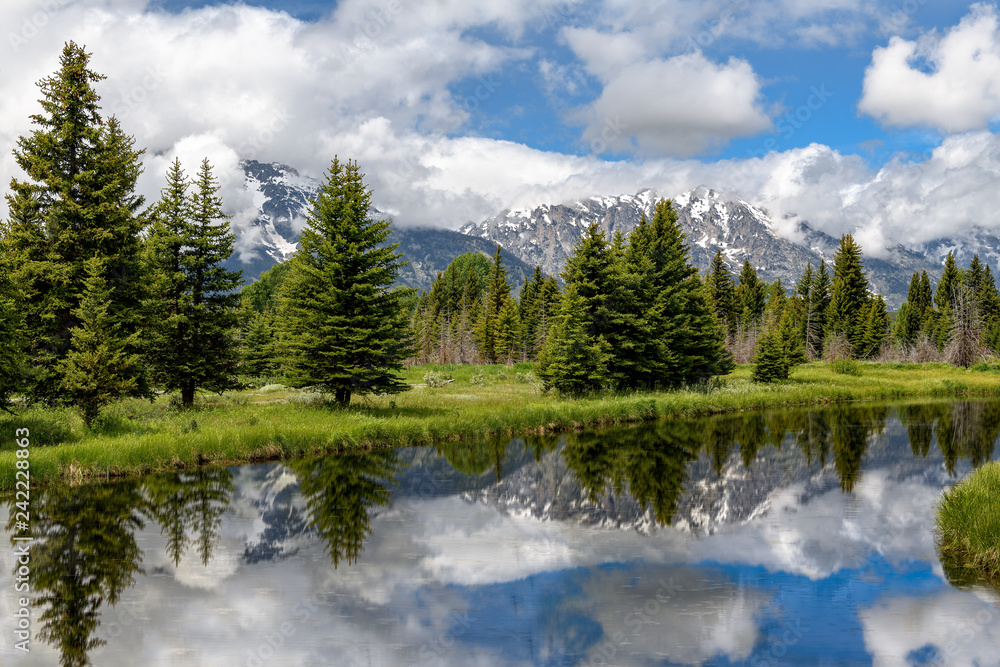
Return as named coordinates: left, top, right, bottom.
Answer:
left=143, top=467, right=235, bottom=566
left=561, top=421, right=700, bottom=526
left=288, top=449, right=402, bottom=568
left=829, top=405, right=889, bottom=493
left=933, top=401, right=1000, bottom=474
left=7, top=481, right=146, bottom=667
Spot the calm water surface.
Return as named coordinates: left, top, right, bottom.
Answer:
left=4, top=399, right=1000, bottom=666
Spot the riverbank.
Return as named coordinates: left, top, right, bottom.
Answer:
left=936, top=460, right=1000, bottom=585
left=3, top=360, right=1000, bottom=491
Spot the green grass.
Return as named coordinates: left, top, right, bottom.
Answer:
left=936, top=461, right=1000, bottom=585
left=2, top=360, right=1000, bottom=491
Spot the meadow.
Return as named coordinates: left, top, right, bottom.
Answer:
left=3, top=360, right=1000, bottom=491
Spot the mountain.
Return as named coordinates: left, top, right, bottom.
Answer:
left=231, top=161, right=1000, bottom=307
left=458, top=186, right=961, bottom=307
left=229, top=160, right=536, bottom=293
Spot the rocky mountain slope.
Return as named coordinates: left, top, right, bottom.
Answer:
left=459, top=186, right=965, bottom=307
left=229, top=160, right=535, bottom=292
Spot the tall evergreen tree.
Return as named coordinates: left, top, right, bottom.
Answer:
left=706, top=250, right=738, bottom=335
left=736, top=260, right=766, bottom=328
left=278, top=157, right=412, bottom=407
left=536, top=285, right=613, bottom=395
left=1, top=42, right=149, bottom=403
left=145, top=159, right=242, bottom=407
left=859, top=295, right=889, bottom=359
left=475, top=245, right=514, bottom=363
left=808, top=260, right=831, bottom=357
left=898, top=272, right=924, bottom=347
left=827, top=234, right=870, bottom=356
left=643, top=199, right=731, bottom=386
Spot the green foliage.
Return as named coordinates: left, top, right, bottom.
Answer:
left=937, top=460, right=1000, bottom=585
left=831, top=358, right=861, bottom=376
left=0, top=270, right=28, bottom=411
left=706, top=249, right=738, bottom=335
left=736, top=260, right=766, bottom=328
left=240, top=307, right=279, bottom=378
left=240, top=261, right=291, bottom=314
left=278, top=157, right=413, bottom=407
left=144, top=158, right=243, bottom=406
left=475, top=245, right=516, bottom=363
left=751, top=329, right=790, bottom=383
left=537, top=286, right=613, bottom=395
left=288, top=450, right=401, bottom=567
left=859, top=295, right=889, bottom=358
left=827, top=234, right=871, bottom=356
left=57, top=257, right=142, bottom=427
left=2, top=42, right=149, bottom=403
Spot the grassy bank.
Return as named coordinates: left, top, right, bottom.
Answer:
left=3, top=360, right=1000, bottom=491
left=936, top=461, right=1000, bottom=584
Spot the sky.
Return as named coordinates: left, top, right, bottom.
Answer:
left=3, top=0, right=1000, bottom=258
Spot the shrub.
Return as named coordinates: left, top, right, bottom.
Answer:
left=423, top=371, right=451, bottom=388
left=831, top=359, right=861, bottom=376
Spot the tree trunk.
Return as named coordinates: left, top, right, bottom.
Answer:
left=181, top=382, right=195, bottom=408
left=335, top=387, right=351, bottom=408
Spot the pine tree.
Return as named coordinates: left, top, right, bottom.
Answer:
left=57, top=257, right=141, bottom=427
left=2, top=42, right=149, bottom=403
left=807, top=260, right=831, bottom=357
left=859, top=295, right=889, bottom=359
left=278, top=157, right=412, bottom=407
left=644, top=199, right=731, bottom=386
left=475, top=245, right=513, bottom=363
left=751, top=329, right=790, bottom=383
left=145, top=159, right=242, bottom=407
left=736, top=260, right=766, bottom=328
left=706, top=250, right=738, bottom=336
left=827, top=234, right=870, bottom=357
left=898, top=272, right=924, bottom=347
left=240, top=307, right=279, bottom=378
left=536, top=285, right=613, bottom=395
left=0, top=270, right=28, bottom=412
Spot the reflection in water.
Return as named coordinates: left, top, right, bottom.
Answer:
left=562, top=421, right=700, bottom=525
left=5, top=471, right=234, bottom=666
left=6, top=399, right=1000, bottom=665
left=287, top=448, right=401, bottom=567
left=143, top=467, right=234, bottom=566
left=8, top=482, right=146, bottom=667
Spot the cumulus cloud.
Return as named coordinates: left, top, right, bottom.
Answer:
left=859, top=3, right=1000, bottom=132
left=575, top=52, right=772, bottom=157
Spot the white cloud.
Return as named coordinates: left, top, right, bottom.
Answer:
left=860, top=589, right=1000, bottom=667
left=860, top=3, right=1000, bottom=132
left=575, top=52, right=773, bottom=157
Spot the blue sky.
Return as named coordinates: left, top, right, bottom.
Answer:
left=4, top=0, right=1000, bottom=257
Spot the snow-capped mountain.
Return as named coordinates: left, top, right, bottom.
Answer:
left=458, top=186, right=958, bottom=307
left=230, top=160, right=536, bottom=291
left=231, top=161, right=1000, bottom=306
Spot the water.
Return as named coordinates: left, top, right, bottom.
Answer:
left=4, top=399, right=1000, bottom=666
